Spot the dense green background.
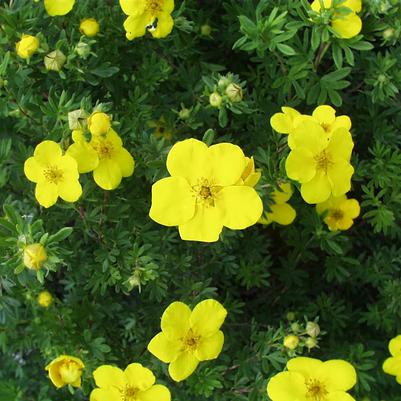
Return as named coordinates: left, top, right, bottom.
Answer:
left=1, top=0, right=401, bottom=400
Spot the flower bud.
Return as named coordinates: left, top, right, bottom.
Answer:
left=38, top=290, right=53, bottom=308
left=305, top=336, right=318, bottom=349
left=200, top=24, right=212, bottom=36
left=79, top=18, right=100, bottom=37
left=23, top=243, right=47, bottom=270
left=226, top=83, right=243, bottom=102
left=45, top=356, right=85, bottom=388
left=290, top=322, right=300, bottom=333
left=209, top=92, right=222, bottom=108
left=286, top=312, right=296, bottom=321
left=44, top=50, right=66, bottom=72
left=68, top=109, right=87, bottom=130
left=87, top=112, right=111, bottom=136
left=75, top=41, right=91, bottom=58
left=306, top=322, right=320, bottom=337
left=179, top=106, right=191, bottom=120
left=383, top=28, right=395, bottom=40
left=16, top=34, right=40, bottom=59
left=283, top=335, right=299, bottom=350
left=218, top=76, right=231, bottom=89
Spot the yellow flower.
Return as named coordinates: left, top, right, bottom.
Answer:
left=310, top=105, right=351, bottom=139
left=270, top=106, right=302, bottom=135
left=149, top=138, right=263, bottom=242
left=45, top=355, right=84, bottom=389
left=259, top=183, right=296, bottom=226
left=24, top=141, right=82, bottom=208
left=148, top=299, right=227, bottom=382
left=90, top=363, right=170, bottom=401
left=311, top=0, right=362, bottom=39
left=237, top=156, right=261, bottom=187
left=285, top=120, right=354, bottom=204
left=66, top=130, right=99, bottom=174
left=44, top=0, right=75, bottom=16
left=87, top=112, right=111, bottom=136
left=383, top=335, right=401, bottom=384
left=90, top=129, right=135, bottom=190
left=120, top=0, right=175, bottom=40
left=316, top=195, right=360, bottom=231
left=283, top=335, right=299, bottom=350
left=16, top=34, right=40, bottom=59
left=80, top=18, right=100, bottom=37
left=23, top=243, right=47, bottom=270
left=38, top=290, right=53, bottom=307
left=267, top=357, right=357, bottom=401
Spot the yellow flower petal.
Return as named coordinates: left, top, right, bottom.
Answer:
left=327, top=128, right=354, bottom=161
left=119, top=0, right=146, bottom=16
left=343, top=198, right=360, bottom=219
left=332, top=13, right=362, bottom=39
left=389, top=336, right=401, bottom=357
left=35, top=182, right=58, bottom=208
left=322, top=360, right=357, bottom=391
left=123, top=13, right=151, bottom=40
left=24, top=157, right=44, bottom=183
left=116, top=148, right=135, bottom=177
left=287, top=357, right=323, bottom=379
left=383, top=356, right=401, bottom=375
left=331, top=115, right=352, bottom=132
left=34, top=140, right=62, bottom=164
left=194, top=330, right=224, bottom=361
left=168, top=351, right=199, bottom=382
left=147, top=332, right=181, bottom=363
left=267, top=203, right=296, bottom=225
left=326, top=392, right=356, bottom=401
left=327, top=160, right=354, bottom=197
left=66, top=142, right=99, bottom=173
left=270, top=107, right=301, bottom=134
left=267, top=371, right=308, bottom=401
left=190, top=299, right=227, bottom=338
left=166, top=139, right=209, bottom=185
left=217, top=186, right=263, bottom=229
left=161, top=301, right=191, bottom=340
left=149, top=176, right=195, bottom=226
left=178, top=204, right=223, bottom=242
left=47, top=360, right=65, bottom=388
left=291, top=120, right=328, bottom=153
left=88, top=112, right=111, bottom=137
left=124, top=363, right=155, bottom=391
left=151, top=13, right=174, bottom=39
left=312, top=105, right=336, bottom=126
left=93, top=365, right=126, bottom=389
left=93, top=159, right=122, bottom=190
left=44, top=0, right=75, bottom=16
left=273, top=183, right=293, bottom=204
left=163, top=0, right=174, bottom=14
left=57, top=178, right=82, bottom=203
left=342, top=0, right=362, bottom=12
left=139, top=384, right=171, bottom=401
left=208, top=143, right=246, bottom=186
left=90, top=388, right=122, bottom=401
left=300, top=171, right=332, bottom=204
left=285, top=149, right=316, bottom=183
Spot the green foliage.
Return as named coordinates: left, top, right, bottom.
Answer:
left=1, top=0, right=401, bottom=400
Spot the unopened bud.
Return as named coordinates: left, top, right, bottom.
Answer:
left=200, top=24, right=212, bottom=36
left=179, top=106, right=191, bottom=120
left=209, top=92, right=222, bottom=108
left=290, top=322, right=300, bottom=333
left=383, top=28, right=395, bottom=40
left=226, top=83, right=243, bottom=102
left=305, top=337, right=318, bottom=349
left=218, top=76, right=231, bottom=89
left=23, top=243, right=47, bottom=270
left=286, top=312, right=296, bottom=321
left=44, top=50, right=66, bottom=72
left=306, top=322, right=320, bottom=337
left=38, top=290, right=53, bottom=308
left=283, top=335, right=299, bottom=350
left=75, top=41, right=91, bottom=58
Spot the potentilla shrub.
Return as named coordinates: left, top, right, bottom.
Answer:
left=0, top=0, right=401, bottom=400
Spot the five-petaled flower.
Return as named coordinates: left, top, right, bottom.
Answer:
left=44, top=0, right=75, bottom=16
left=90, top=362, right=171, bottom=401
left=149, top=138, right=263, bottom=242
left=285, top=120, right=354, bottom=204
left=383, top=335, right=401, bottom=384
left=316, top=195, right=360, bottom=231
left=120, top=0, right=175, bottom=40
left=311, top=0, right=362, bottom=39
left=267, top=356, right=357, bottom=401
left=148, top=299, right=227, bottom=382
left=45, top=355, right=84, bottom=388
left=24, top=140, right=82, bottom=208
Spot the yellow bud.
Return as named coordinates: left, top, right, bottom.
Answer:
left=79, top=18, right=100, bottom=37
left=200, top=24, right=212, bottom=36
left=226, top=83, right=243, bottom=102
left=38, top=290, right=53, bottom=308
left=44, top=50, right=66, bottom=71
left=283, top=334, right=299, bottom=350
left=23, top=243, right=47, bottom=270
left=209, top=92, right=222, bottom=108
left=87, top=112, right=111, bottom=136
left=306, top=322, right=320, bottom=337
left=16, top=34, right=40, bottom=59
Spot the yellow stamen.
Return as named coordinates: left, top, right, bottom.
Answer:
left=306, top=379, right=328, bottom=401
left=314, top=150, right=332, bottom=173
left=94, top=140, right=114, bottom=160
left=43, top=166, right=63, bottom=184
left=330, top=209, right=344, bottom=221
left=192, top=178, right=219, bottom=207
left=182, top=329, right=201, bottom=352
left=146, top=0, right=162, bottom=12
left=124, top=386, right=139, bottom=401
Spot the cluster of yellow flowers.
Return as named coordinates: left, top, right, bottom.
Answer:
left=271, top=105, right=360, bottom=231
left=45, top=299, right=227, bottom=397
left=24, top=111, right=135, bottom=207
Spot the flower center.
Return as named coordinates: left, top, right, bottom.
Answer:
left=59, top=362, right=81, bottom=384
left=314, top=150, right=332, bottom=173
left=330, top=209, right=344, bottom=221
left=146, top=0, right=162, bottom=12
left=321, top=123, right=331, bottom=132
left=182, top=329, right=201, bottom=352
left=192, top=178, right=219, bottom=207
left=306, top=379, right=328, bottom=401
left=123, top=386, right=140, bottom=401
left=94, top=140, right=114, bottom=160
left=43, top=166, right=64, bottom=184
